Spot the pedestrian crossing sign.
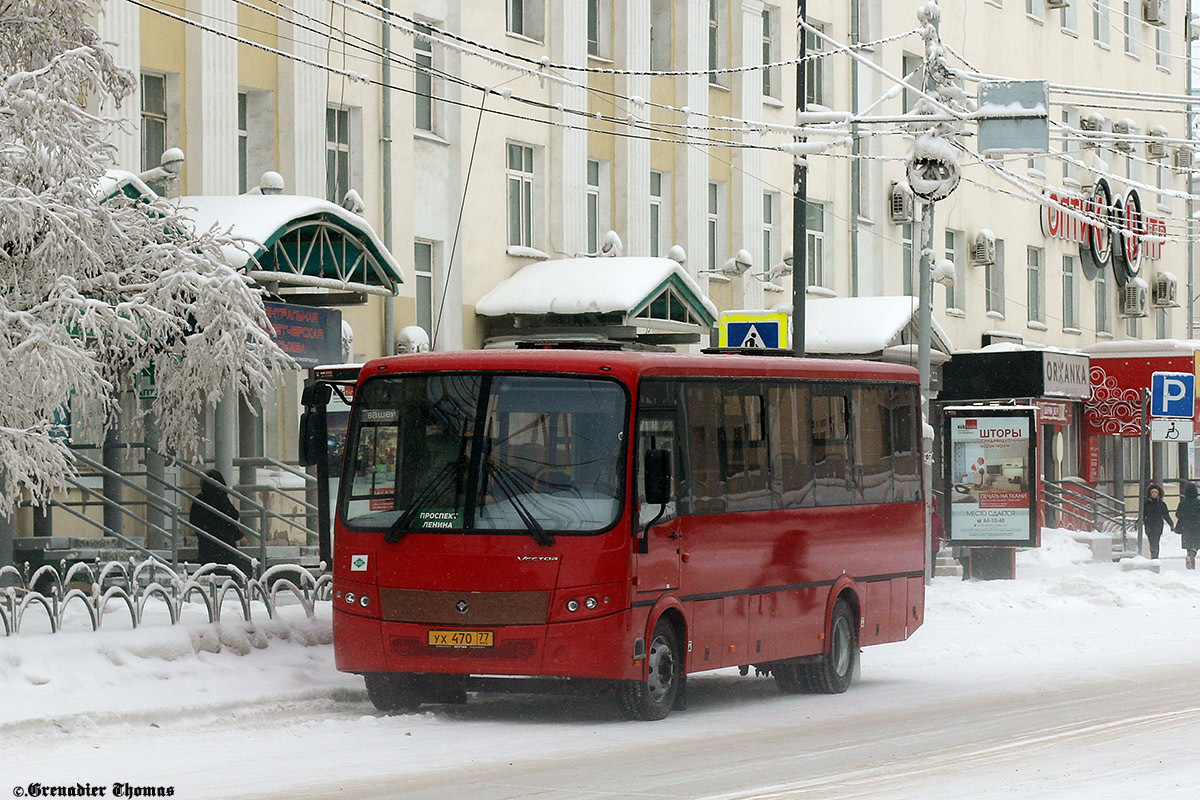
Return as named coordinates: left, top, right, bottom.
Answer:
left=718, top=311, right=789, bottom=349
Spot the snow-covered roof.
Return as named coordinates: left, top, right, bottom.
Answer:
left=171, top=195, right=403, bottom=295
left=476, top=256, right=718, bottom=327
left=1084, top=339, right=1200, bottom=358
left=99, top=169, right=156, bottom=200
left=772, top=295, right=954, bottom=355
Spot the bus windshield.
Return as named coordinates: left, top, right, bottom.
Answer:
left=341, top=373, right=627, bottom=535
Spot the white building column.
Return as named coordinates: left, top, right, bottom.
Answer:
left=97, top=0, right=141, bottom=172
left=677, top=0, right=711, bottom=285
left=550, top=0, right=589, bottom=257
left=616, top=0, right=652, bottom=257
left=185, top=0, right=238, bottom=194
left=280, top=0, right=327, bottom=198
left=735, top=0, right=766, bottom=309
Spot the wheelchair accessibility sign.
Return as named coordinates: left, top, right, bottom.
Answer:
left=718, top=311, right=789, bottom=349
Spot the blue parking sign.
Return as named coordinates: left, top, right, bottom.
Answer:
left=1151, top=372, right=1194, bottom=418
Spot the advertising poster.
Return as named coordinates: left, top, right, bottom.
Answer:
left=944, top=407, right=1038, bottom=547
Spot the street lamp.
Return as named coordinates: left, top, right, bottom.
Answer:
left=137, top=147, right=184, bottom=186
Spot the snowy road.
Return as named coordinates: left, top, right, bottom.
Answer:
left=4, top=530, right=1200, bottom=799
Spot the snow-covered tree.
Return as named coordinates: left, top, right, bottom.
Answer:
left=0, top=0, right=290, bottom=508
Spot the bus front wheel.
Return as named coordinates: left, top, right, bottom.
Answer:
left=365, top=673, right=424, bottom=712
left=616, top=619, right=680, bottom=720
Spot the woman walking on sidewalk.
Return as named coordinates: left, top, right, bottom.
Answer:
left=1143, top=483, right=1174, bottom=560
left=1174, top=482, right=1200, bottom=570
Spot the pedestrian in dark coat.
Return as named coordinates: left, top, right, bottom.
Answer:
left=1174, top=482, right=1200, bottom=570
left=1143, top=483, right=1174, bottom=560
left=190, top=469, right=251, bottom=575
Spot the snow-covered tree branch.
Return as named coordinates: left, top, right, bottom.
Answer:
left=0, top=0, right=291, bottom=508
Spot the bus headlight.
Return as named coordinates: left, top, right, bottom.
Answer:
left=584, top=597, right=598, bottom=610
left=344, top=592, right=356, bottom=605
left=566, top=599, right=580, bottom=612
left=359, top=594, right=371, bottom=608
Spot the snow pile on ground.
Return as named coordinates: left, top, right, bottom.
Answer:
left=0, top=606, right=351, bottom=736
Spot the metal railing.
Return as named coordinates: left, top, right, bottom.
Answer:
left=1043, top=476, right=1135, bottom=553
left=11, top=444, right=321, bottom=575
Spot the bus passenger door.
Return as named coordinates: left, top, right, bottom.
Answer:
left=634, top=412, right=681, bottom=593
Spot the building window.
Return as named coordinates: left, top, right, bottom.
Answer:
left=326, top=106, right=351, bottom=204
left=945, top=229, right=964, bottom=311
left=707, top=181, right=721, bottom=272
left=901, top=52, right=923, bottom=115
left=507, top=0, right=544, bottom=40
left=1126, top=314, right=1141, bottom=338
left=414, top=24, right=435, bottom=132
left=1156, top=1, right=1171, bottom=69
left=1094, top=0, right=1110, bottom=46
left=587, top=0, right=611, bottom=58
left=1060, top=0, right=1077, bottom=33
left=507, top=143, right=535, bottom=247
left=1096, top=267, right=1110, bottom=333
left=1061, top=107, right=1079, bottom=183
left=1025, top=0, right=1042, bottom=21
left=141, top=73, right=168, bottom=194
left=807, top=201, right=826, bottom=287
left=587, top=159, right=601, bottom=254
left=1027, top=246, right=1044, bottom=323
left=762, top=7, right=779, bottom=99
left=986, top=239, right=1005, bottom=315
left=237, top=91, right=249, bottom=194
left=650, top=0, right=672, bottom=70
left=1123, top=0, right=1137, bottom=56
left=763, top=193, right=778, bottom=275
left=1063, top=254, right=1079, bottom=329
left=650, top=171, right=664, bottom=257
left=708, top=0, right=723, bottom=85
left=414, top=241, right=435, bottom=337
left=1157, top=161, right=1170, bottom=210
left=806, top=22, right=826, bottom=106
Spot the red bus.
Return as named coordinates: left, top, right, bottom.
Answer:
left=301, top=347, right=925, bottom=720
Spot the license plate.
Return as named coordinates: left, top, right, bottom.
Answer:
left=427, top=630, right=494, bottom=648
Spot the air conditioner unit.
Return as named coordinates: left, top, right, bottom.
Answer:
left=889, top=182, right=915, bottom=223
left=1045, top=0, right=1070, bottom=9
left=1147, top=125, right=1169, bottom=159
left=1174, top=147, right=1193, bottom=170
left=1153, top=272, right=1179, bottom=307
left=973, top=230, right=996, bottom=266
left=1112, top=118, right=1135, bottom=153
left=1122, top=279, right=1149, bottom=318
left=1143, top=0, right=1167, bottom=27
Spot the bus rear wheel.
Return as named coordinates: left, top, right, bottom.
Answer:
left=616, top=619, right=680, bottom=721
left=807, top=598, right=857, bottom=694
left=773, top=598, right=858, bottom=695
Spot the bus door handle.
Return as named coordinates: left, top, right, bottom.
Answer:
left=668, top=532, right=682, bottom=540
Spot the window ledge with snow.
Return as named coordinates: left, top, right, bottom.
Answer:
left=1064, top=327, right=1082, bottom=336
left=506, top=246, right=550, bottom=260
left=414, top=130, right=449, bottom=147
left=986, top=311, right=1005, bottom=320
left=807, top=285, right=837, bottom=298
left=1027, top=321, right=1048, bottom=332
left=762, top=96, right=785, bottom=109
left=1097, top=331, right=1114, bottom=339
left=946, top=308, right=966, bottom=318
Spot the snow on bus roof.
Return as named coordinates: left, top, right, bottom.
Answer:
left=475, top=256, right=718, bottom=320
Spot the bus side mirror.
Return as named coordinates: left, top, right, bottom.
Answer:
left=297, top=410, right=324, bottom=467
left=643, top=449, right=672, bottom=506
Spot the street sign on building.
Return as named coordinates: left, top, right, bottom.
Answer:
left=717, top=311, right=789, bottom=349
left=1150, top=372, right=1194, bottom=418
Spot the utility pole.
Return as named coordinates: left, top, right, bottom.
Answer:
left=791, top=0, right=807, bottom=356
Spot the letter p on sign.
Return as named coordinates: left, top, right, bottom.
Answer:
left=1151, top=372, right=1195, bottom=418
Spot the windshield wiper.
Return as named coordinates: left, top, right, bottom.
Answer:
left=385, top=459, right=460, bottom=543
left=486, top=460, right=555, bottom=547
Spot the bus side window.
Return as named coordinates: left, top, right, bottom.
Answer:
left=856, top=387, right=894, bottom=503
